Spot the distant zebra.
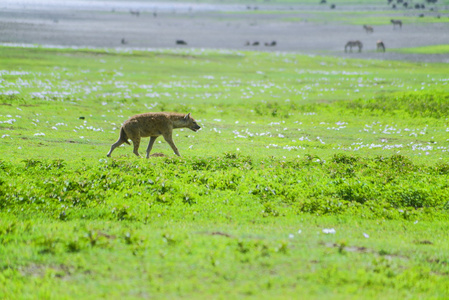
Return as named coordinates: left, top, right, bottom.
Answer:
left=376, top=40, right=386, bottom=52
left=391, top=19, right=402, bottom=29
left=363, top=25, right=374, bottom=33
left=130, top=10, right=140, bottom=17
left=345, top=40, right=363, bottom=53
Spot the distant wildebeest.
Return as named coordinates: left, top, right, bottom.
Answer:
left=376, top=40, right=386, bottom=52
left=387, top=0, right=393, bottom=3
left=245, top=41, right=265, bottom=46
left=264, top=41, right=277, bottom=46
left=345, top=40, right=363, bottom=53
left=330, top=4, right=336, bottom=9
left=107, top=112, right=201, bottom=158
left=176, top=40, right=187, bottom=45
left=130, top=10, right=140, bottom=17
left=320, top=0, right=327, bottom=3
left=363, top=25, right=374, bottom=33
left=121, top=38, right=127, bottom=45
left=403, top=2, right=408, bottom=7
left=391, top=19, right=402, bottom=29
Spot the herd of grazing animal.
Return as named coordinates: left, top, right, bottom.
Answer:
left=245, top=41, right=277, bottom=47
left=124, top=5, right=412, bottom=55
left=123, top=7, right=406, bottom=54
left=345, top=19, right=404, bottom=54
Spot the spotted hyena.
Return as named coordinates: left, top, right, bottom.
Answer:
left=107, top=112, right=201, bottom=158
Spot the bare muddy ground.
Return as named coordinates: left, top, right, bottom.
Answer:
left=1, top=1, right=448, bottom=63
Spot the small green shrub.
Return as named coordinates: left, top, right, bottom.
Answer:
left=344, top=91, right=449, bottom=118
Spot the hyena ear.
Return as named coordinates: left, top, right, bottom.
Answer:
left=184, top=113, right=191, bottom=121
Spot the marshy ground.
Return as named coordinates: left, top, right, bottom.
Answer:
left=1, top=0, right=449, bottom=63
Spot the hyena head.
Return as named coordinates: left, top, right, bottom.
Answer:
left=184, top=113, right=201, bottom=132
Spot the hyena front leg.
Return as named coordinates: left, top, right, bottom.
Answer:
left=162, top=133, right=181, bottom=156
left=146, top=136, right=158, bottom=158
left=131, top=137, right=141, bottom=157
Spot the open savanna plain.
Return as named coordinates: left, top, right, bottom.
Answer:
left=1, top=45, right=449, bottom=299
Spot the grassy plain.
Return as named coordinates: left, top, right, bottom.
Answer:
left=392, top=44, right=449, bottom=54
left=1, top=45, right=449, bottom=299
left=231, top=9, right=449, bottom=26
left=184, top=0, right=449, bottom=5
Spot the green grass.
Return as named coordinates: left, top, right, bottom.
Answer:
left=392, top=44, right=449, bottom=54
left=344, top=15, right=449, bottom=26
left=165, top=0, right=449, bottom=5
left=1, top=45, right=449, bottom=299
left=284, top=13, right=449, bottom=26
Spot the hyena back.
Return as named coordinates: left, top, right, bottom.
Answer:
left=107, top=112, right=201, bottom=158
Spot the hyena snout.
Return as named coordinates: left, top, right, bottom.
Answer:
left=190, top=124, right=201, bottom=132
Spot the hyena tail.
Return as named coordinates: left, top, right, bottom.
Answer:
left=119, top=127, right=131, bottom=145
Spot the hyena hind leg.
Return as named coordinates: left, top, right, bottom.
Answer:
left=132, top=137, right=141, bottom=157
left=146, top=136, right=158, bottom=158
left=107, top=140, right=125, bottom=157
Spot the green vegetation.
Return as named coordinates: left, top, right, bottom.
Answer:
left=1, top=45, right=449, bottom=298
left=221, top=1, right=449, bottom=26
left=175, top=0, right=449, bottom=5
left=283, top=12, right=449, bottom=26
left=392, top=44, right=449, bottom=54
